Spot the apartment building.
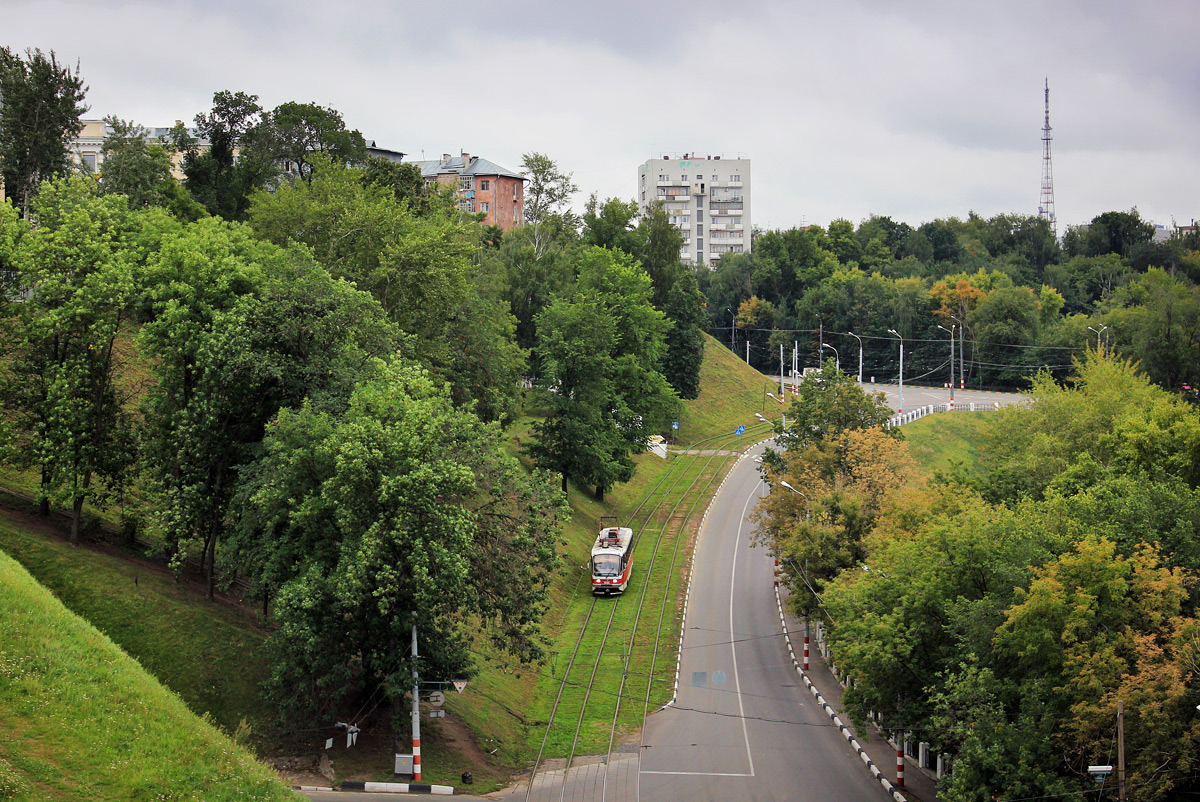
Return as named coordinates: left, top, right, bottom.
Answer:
left=638, top=154, right=751, bottom=267
left=413, top=152, right=525, bottom=230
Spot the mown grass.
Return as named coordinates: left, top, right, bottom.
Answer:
left=902, top=410, right=997, bottom=479
left=0, top=517, right=274, bottom=739
left=0, top=549, right=298, bottom=802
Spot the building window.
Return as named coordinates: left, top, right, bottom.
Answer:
left=480, top=180, right=490, bottom=191
left=697, top=224, right=704, bottom=235
left=81, top=152, right=97, bottom=171
left=480, top=201, right=490, bottom=213
left=731, top=174, right=741, bottom=182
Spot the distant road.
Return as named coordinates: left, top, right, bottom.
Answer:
left=766, top=376, right=1026, bottom=414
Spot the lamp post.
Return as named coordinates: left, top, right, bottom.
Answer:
left=821, top=343, right=840, bottom=372
left=779, top=481, right=811, bottom=520
left=937, top=323, right=955, bottom=411
left=950, top=314, right=965, bottom=389
left=1088, top=324, right=1109, bottom=354
left=847, top=331, right=864, bottom=384
left=887, top=329, right=904, bottom=414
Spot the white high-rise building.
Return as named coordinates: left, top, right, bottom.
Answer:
left=638, top=154, right=751, bottom=267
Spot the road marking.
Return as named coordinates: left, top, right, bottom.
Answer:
left=728, top=483, right=760, bottom=778
left=640, top=770, right=754, bottom=777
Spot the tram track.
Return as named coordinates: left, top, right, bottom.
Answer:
left=523, top=423, right=773, bottom=802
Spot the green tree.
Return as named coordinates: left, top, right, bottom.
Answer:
left=248, top=158, right=523, bottom=419
left=97, top=117, right=205, bottom=220
left=180, top=90, right=268, bottom=220
left=139, top=217, right=402, bottom=596
left=520, top=151, right=578, bottom=257
left=529, top=247, right=679, bottom=498
left=0, top=177, right=137, bottom=541
left=637, top=200, right=685, bottom=309
left=662, top=270, right=706, bottom=399
left=776, top=362, right=895, bottom=453
left=243, top=100, right=367, bottom=185
left=0, top=47, right=88, bottom=216
left=582, top=194, right=640, bottom=254
left=230, top=359, right=566, bottom=721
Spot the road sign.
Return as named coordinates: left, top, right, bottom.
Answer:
left=672, top=421, right=679, bottom=429
left=453, top=680, right=468, bottom=694
left=430, top=710, right=445, bottom=719
left=735, top=425, right=745, bottom=436
left=429, top=691, right=445, bottom=707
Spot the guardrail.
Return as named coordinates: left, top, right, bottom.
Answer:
left=885, top=400, right=1000, bottom=428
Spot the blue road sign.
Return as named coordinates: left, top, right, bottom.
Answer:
left=735, top=425, right=745, bottom=436
left=672, top=421, right=679, bottom=429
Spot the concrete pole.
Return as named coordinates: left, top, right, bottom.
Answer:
left=412, top=625, right=421, bottom=782
left=1117, top=699, right=1126, bottom=801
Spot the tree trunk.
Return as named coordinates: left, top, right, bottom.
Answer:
left=561, top=473, right=568, bottom=494
left=70, top=495, right=84, bottom=544
left=206, top=528, right=217, bottom=601
left=595, top=485, right=605, bottom=502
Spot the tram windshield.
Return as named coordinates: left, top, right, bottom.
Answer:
left=593, top=554, right=621, bottom=576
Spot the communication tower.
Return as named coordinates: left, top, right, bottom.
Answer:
left=1038, top=78, right=1057, bottom=236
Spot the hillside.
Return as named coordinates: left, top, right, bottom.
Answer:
left=0, top=549, right=298, bottom=801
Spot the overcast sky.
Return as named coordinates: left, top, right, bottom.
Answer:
left=5, top=0, right=1197, bottom=231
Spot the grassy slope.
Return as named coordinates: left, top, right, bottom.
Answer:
left=0, top=517, right=274, bottom=738
left=0, top=549, right=297, bottom=802
left=901, top=410, right=995, bottom=480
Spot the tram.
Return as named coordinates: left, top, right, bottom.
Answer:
left=591, top=519, right=633, bottom=595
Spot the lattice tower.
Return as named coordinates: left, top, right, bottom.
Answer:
left=1038, top=77, right=1057, bottom=236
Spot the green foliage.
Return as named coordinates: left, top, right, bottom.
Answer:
left=247, top=158, right=524, bottom=421
left=582, top=194, right=640, bottom=254
left=636, top=200, right=685, bottom=309
left=662, top=270, right=707, bottom=399
left=776, top=362, right=895, bottom=453
left=0, top=549, right=296, bottom=801
left=243, top=100, right=367, bottom=185
left=98, top=117, right=205, bottom=221
left=520, top=152, right=579, bottom=258
left=0, top=176, right=139, bottom=540
left=230, top=358, right=566, bottom=721
left=529, top=247, right=680, bottom=498
left=0, top=47, right=88, bottom=216
left=182, top=90, right=267, bottom=220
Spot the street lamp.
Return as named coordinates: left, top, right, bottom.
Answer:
left=821, top=343, right=840, bottom=372
left=727, top=308, right=736, bottom=354
left=1088, top=324, right=1109, bottom=354
left=887, top=329, right=904, bottom=414
left=779, top=481, right=811, bottom=520
left=950, top=314, right=965, bottom=390
left=847, top=331, right=864, bottom=384
left=937, top=323, right=955, bottom=410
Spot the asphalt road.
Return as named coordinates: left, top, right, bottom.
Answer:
left=638, top=447, right=889, bottom=801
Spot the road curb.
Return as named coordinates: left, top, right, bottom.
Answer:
left=340, top=780, right=454, bottom=794
left=774, top=586, right=906, bottom=802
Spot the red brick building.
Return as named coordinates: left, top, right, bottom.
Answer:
left=414, top=152, right=525, bottom=230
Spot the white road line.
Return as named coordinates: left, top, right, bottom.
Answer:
left=729, top=484, right=761, bottom=778
left=640, top=770, right=755, bottom=777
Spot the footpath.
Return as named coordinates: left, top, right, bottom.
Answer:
left=777, top=586, right=940, bottom=802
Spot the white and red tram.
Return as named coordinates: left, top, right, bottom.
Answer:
left=590, top=522, right=633, bottom=595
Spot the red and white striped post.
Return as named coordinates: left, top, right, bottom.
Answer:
left=896, top=742, right=905, bottom=787
left=774, top=558, right=780, bottom=586
left=412, top=625, right=422, bottom=782
left=803, top=622, right=810, bottom=671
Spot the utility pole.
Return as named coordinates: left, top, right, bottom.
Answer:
left=1117, top=699, right=1126, bottom=801
left=412, top=625, right=422, bottom=782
